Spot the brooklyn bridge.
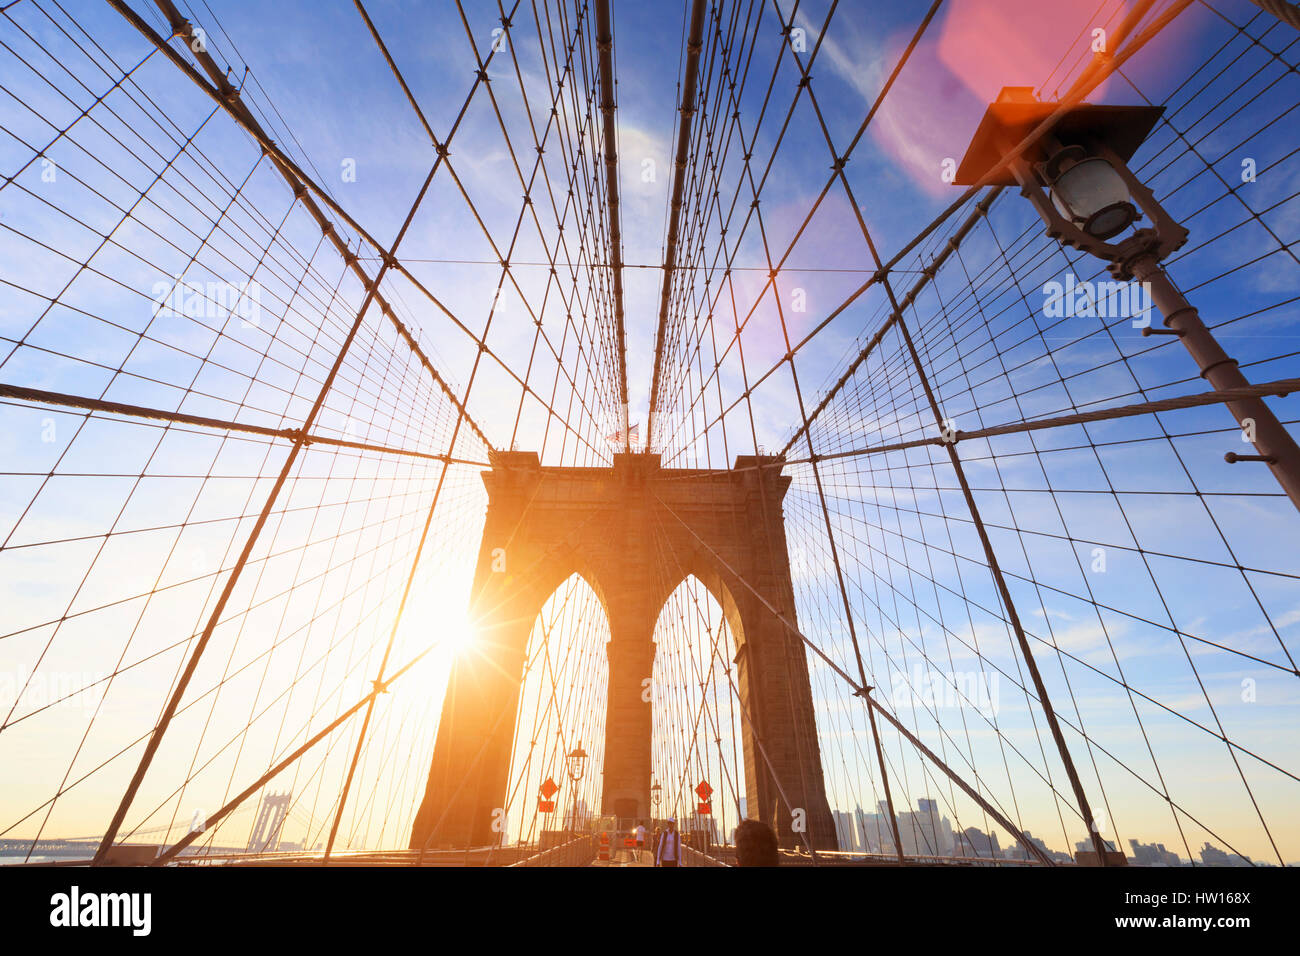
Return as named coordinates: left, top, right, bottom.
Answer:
left=0, top=0, right=1297, bottom=872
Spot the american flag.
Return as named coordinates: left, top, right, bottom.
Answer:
left=606, top=423, right=640, bottom=447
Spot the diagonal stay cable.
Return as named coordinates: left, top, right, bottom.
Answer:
left=91, top=72, right=458, bottom=864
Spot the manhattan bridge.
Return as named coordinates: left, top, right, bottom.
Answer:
left=0, top=0, right=1297, bottom=868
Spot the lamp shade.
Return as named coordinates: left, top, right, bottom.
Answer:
left=566, top=743, right=588, bottom=781
left=1048, top=155, right=1137, bottom=240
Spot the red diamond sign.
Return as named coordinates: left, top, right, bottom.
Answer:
left=695, top=780, right=712, bottom=801
left=539, top=777, right=560, bottom=799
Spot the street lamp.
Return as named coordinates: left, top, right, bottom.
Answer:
left=565, top=742, right=587, bottom=832
left=956, top=86, right=1300, bottom=511
left=1042, top=144, right=1137, bottom=240
left=650, top=780, right=661, bottom=819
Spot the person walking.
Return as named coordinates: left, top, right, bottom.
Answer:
left=655, top=817, right=682, bottom=868
left=635, top=821, right=647, bottom=862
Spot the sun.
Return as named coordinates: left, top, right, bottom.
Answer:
left=393, top=574, right=478, bottom=690
left=431, top=599, right=477, bottom=655
left=444, top=617, right=477, bottom=652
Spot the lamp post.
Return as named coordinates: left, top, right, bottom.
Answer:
left=650, top=780, right=661, bottom=821
left=565, top=743, right=587, bottom=833
left=956, top=86, right=1300, bottom=512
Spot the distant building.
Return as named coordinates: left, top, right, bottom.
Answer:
left=851, top=798, right=957, bottom=857
left=894, top=797, right=954, bottom=857
left=857, top=805, right=893, bottom=854
left=1002, top=830, right=1071, bottom=863
left=955, top=826, right=1000, bottom=858
left=572, top=797, right=591, bottom=829
left=1200, top=842, right=1252, bottom=866
left=1129, top=839, right=1181, bottom=866
left=1075, top=837, right=1119, bottom=853
left=832, top=810, right=858, bottom=852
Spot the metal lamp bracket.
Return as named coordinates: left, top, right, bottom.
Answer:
left=1009, top=138, right=1189, bottom=281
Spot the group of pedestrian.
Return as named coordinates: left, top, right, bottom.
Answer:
left=619, top=818, right=682, bottom=866
left=635, top=816, right=778, bottom=867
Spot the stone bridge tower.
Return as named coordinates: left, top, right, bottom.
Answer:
left=409, top=451, right=836, bottom=851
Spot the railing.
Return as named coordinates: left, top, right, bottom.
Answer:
left=509, top=837, right=596, bottom=867
left=775, top=849, right=1046, bottom=867
left=681, top=844, right=730, bottom=867
left=175, top=846, right=533, bottom=867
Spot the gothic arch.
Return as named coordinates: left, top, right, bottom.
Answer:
left=649, top=572, right=747, bottom=831
left=652, top=556, right=747, bottom=657
left=504, top=572, right=610, bottom=843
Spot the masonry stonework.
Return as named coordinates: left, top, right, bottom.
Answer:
left=410, top=451, right=836, bottom=850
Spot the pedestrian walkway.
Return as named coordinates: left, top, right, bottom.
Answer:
left=589, top=844, right=653, bottom=867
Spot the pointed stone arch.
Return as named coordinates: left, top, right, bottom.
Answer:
left=649, top=572, right=747, bottom=835
left=504, top=571, right=610, bottom=842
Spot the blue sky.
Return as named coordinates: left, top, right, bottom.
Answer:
left=1, top=0, right=1297, bottom=864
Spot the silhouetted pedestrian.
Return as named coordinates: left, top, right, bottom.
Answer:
left=734, top=819, right=779, bottom=866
